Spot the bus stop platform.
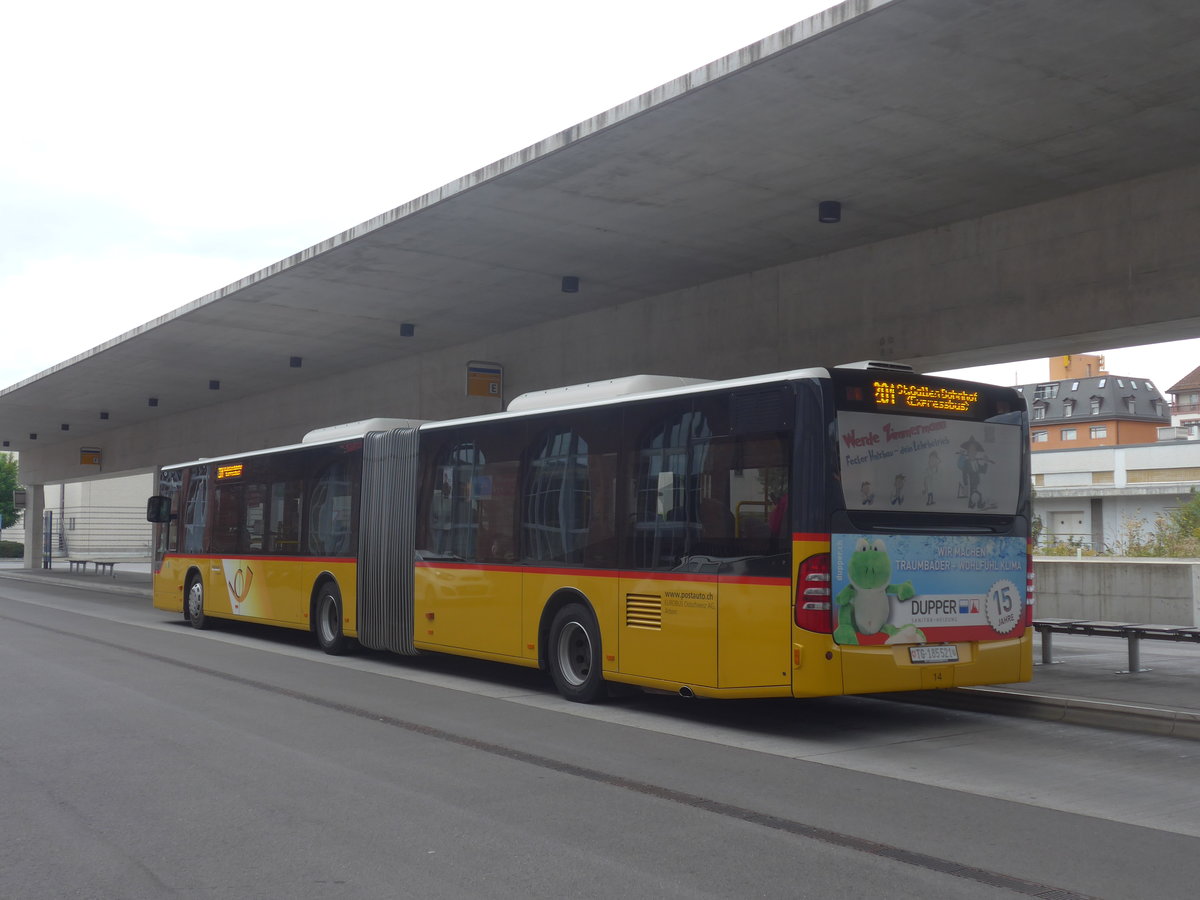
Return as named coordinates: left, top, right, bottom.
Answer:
left=1, top=560, right=1197, bottom=739
left=885, top=635, right=1200, bottom=741
left=0, top=558, right=153, bottom=599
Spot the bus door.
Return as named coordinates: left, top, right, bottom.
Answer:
left=618, top=401, right=793, bottom=691
left=618, top=431, right=717, bottom=687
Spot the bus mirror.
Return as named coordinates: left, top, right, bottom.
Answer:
left=146, top=495, right=172, bottom=523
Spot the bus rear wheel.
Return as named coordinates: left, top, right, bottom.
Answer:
left=315, top=582, right=348, bottom=655
left=548, top=602, right=605, bottom=703
left=185, top=575, right=209, bottom=630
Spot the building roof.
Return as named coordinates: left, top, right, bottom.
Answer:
left=1166, top=366, right=1200, bottom=395
left=1016, top=376, right=1169, bottom=425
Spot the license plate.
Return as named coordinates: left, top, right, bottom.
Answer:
left=909, top=645, right=959, bottom=664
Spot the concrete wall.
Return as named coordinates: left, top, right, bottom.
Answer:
left=1035, top=557, right=1200, bottom=626
left=44, top=474, right=154, bottom=560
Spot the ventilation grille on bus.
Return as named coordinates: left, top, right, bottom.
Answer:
left=625, top=594, right=662, bottom=630
left=357, top=427, right=420, bottom=654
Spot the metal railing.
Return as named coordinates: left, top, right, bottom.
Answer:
left=1035, top=618, right=1200, bottom=673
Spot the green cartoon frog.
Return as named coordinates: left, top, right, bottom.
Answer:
left=834, top=537, right=925, bottom=645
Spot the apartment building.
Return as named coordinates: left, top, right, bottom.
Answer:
left=1016, top=354, right=1169, bottom=452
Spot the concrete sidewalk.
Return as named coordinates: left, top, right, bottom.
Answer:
left=0, top=559, right=153, bottom=599
left=902, top=632, right=1200, bottom=740
left=2, top=561, right=1197, bottom=739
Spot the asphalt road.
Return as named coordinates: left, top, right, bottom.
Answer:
left=2, top=578, right=1198, bottom=899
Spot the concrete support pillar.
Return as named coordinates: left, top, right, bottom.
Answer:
left=23, top=483, right=44, bottom=570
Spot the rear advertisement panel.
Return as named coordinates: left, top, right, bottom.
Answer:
left=830, top=533, right=1027, bottom=647
left=838, top=411, right=1022, bottom=514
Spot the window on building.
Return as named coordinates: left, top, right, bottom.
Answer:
left=1098, top=378, right=1106, bottom=388
left=1090, top=397, right=1103, bottom=415
left=1124, top=396, right=1136, bottom=414
left=1033, top=383, right=1059, bottom=400
left=1071, top=381, right=1079, bottom=391
left=1062, top=399, right=1074, bottom=418
left=1152, top=399, right=1164, bottom=416
left=1090, top=425, right=1108, bottom=439
left=1032, top=431, right=1049, bottom=443
left=1061, top=428, right=1077, bottom=441
left=1117, top=379, right=1125, bottom=388
left=1033, top=405, right=1046, bottom=420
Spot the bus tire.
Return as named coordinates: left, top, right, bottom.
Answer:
left=547, top=602, right=605, bottom=703
left=315, top=581, right=348, bottom=655
left=185, top=575, right=209, bottom=630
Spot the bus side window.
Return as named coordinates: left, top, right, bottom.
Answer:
left=269, top=481, right=303, bottom=554
left=211, top=484, right=242, bottom=555
left=244, top=482, right=267, bottom=553
left=521, top=416, right=617, bottom=567
left=627, top=405, right=711, bottom=570
left=308, top=459, right=354, bottom=557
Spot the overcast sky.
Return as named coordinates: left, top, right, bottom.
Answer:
left=4, top=0, right=1198, bottom=396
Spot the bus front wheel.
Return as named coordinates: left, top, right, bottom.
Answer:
left=315, top=582, right=348, bottom=655
left=185, top=576, right=209, bottom=630
left=548, top=602, right=605, bottom=703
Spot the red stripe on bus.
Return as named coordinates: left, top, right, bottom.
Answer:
left=413, top=560, right=790, bottom=586
left=162, top=553, right=354, bottom=564
left=792, top=532, right=830, bottom=543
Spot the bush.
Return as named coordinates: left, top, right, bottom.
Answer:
left=0, top=540, right=23, bottom=558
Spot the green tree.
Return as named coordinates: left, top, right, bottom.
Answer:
left=1168, top=489, right=1200, bottom=542
left=0, top=452, right=20, bottom=530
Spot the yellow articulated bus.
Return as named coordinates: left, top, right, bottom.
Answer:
left=147, top=362, right=1033, bottom=702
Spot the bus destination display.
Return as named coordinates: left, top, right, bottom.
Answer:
left=873, top=380, right=980, bottom=414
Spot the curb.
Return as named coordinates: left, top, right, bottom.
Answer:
left=887, top=686, right=1200, bottom=742
left=0, top=569, right=152, bottom=601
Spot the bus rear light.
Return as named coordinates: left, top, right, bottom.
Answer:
left=796, top=552, right=834, bottom=633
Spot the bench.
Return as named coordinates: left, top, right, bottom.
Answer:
left=64, top=556, right=146, bottom=576
left=1034, top=618, right=1200, bottom=673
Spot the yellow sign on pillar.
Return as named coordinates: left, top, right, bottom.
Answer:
left=466, top=362, right=503, bottom=399
left=80, top=447, right=102, bottom=466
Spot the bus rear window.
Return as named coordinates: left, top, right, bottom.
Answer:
left=837, top=411, right=1022, bottom=515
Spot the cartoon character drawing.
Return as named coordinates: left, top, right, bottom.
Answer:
left=890, top=473, right=906, bottom=506
left=860, top=481, right=875, bottom=505
left=923, top=450, right=940, bottom=505
left=957, top=436, right=994, bottom=509
left=834, top=538, right=925, bottom=645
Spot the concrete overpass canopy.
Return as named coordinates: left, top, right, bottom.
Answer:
left=4, top=0, right=1200, bottom=487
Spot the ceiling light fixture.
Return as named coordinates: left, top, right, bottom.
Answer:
left=818, top=200, right=842, bottom=224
